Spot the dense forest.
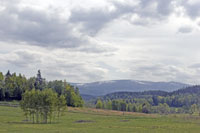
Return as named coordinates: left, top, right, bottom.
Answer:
left=94, top=86, right=200, bottom=114
left=0, top=70, right=84, bottom=107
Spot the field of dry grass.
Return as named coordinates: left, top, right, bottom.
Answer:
left=68, top=107, right=158, bottom=117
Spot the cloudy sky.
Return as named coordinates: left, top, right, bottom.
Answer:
left=0, top=0, right=200, bottom=84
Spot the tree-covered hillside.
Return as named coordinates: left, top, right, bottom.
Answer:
left=92, top=86, right=200, bottom=114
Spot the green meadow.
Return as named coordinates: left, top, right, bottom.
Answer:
left=0, top=105, right=200, bottom=133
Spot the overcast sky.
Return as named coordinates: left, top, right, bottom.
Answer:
left=0, top=0, right=200, bottom=84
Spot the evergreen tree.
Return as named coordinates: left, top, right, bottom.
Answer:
left=34, top=70, right=46, bottom=90
left=112, top=100, right=120, bottom=110
left=119, top=101, right=127, bottom=111
left=4, top=70, right=13, bottom=100
left=5, top=70, right=11, bottom=78
left=132, top=104, right=137, bottom=112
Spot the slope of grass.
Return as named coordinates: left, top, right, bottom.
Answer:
left=0, top=106, right=200, bottom=133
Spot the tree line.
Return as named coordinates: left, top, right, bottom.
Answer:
left=96, top=99, right=171, bottom=114
left=0, top=70, right=84, bottom=107
left=95, top=86, right=200, bottom=114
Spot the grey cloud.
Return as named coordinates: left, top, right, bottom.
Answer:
left=189, top=63, right=200, bottom=69
left=69, top=0, right=175, bottom=35
left=137, top=0, right=174, bottom=18
left=0, top=1, right=116, bottom=54
left=69, top=2, right=134, bottom=35
left=1, top=0, right=197, bottom=49
left=153, top=0, right=173, bottom=16
left=69, top=1, right=137, bottom=35
left=178, top=26, right=193, bottom=33
left=69, top=0, right=200, bottom=35
left=1, top=50, right=41, bottom=68
left=69, top=8, right=119, bottom=36
left=0, top=5, right=87, bottom=48
left=181, top=0, right=200, bottom=19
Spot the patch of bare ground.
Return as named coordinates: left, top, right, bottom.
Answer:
left=74, top=120, right=95, bottom=123
left=68, top=107, right=158, bottom=118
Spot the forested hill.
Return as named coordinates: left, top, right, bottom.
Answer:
left=94, top=85, right=200, bottom=114
left=103, top=85, right=200, bottom=100
left=103, top=90, right=169, bottom=100
left=72, top=80, right=189, bottom=96
left=169, top=85, right=200, bottom=95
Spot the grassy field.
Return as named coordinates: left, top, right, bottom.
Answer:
left=0, top=106, right=200, bottom=133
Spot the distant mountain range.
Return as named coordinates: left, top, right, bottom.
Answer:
left=70, top=80, right=190, bottom=96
